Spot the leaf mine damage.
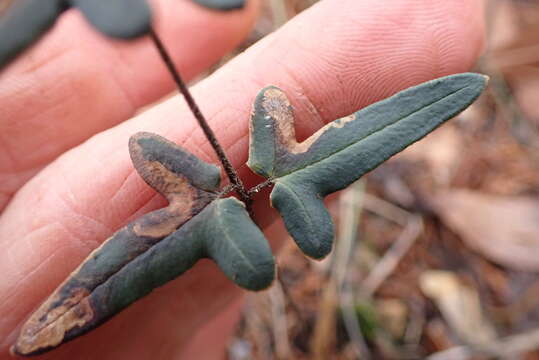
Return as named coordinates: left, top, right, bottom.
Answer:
left=248, top=73, right=489, bottom=260
left=12, top=133, right=275, bottom=356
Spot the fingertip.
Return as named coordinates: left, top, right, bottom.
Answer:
left=423, top=0, right=486, bottom=76
left=206, top=0, right=487, bottom=136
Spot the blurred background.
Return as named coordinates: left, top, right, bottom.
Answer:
left=215, top=0, right=539, bottom=359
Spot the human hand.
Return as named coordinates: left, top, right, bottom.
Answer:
left=0, top=0, right=485, bottom=358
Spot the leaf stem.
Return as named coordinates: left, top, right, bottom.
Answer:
left=217, top=184, right=237, bottom=198
left=148, top=27, right=251, bottom=207
left=248, top=178, right=274, bottom=195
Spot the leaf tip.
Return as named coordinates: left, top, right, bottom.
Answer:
left=192, top=0, right=246, bottom=11
left=270, top=182, right=334, bottom=260
left=469, top=71, right=489, bottom=84
left=452, top=72, right=489, bottom=108
left=240, top=262, right=276, bottom=292
left=129, top=131, right=221, bottom=194
left=450, top=72, right=489, bottom=94
left=206, top=198, right=276, bottom=292
left=73, top=0, right=152, bottom=39
left=248, top=85, right=295, bottom=178
left=12, top=289, right=95, bottom=357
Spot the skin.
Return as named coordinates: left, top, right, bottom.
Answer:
left=0, top=0, right=485, bottom=359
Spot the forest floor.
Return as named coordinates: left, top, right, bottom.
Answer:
left=221, top=1, right=539, bottom=359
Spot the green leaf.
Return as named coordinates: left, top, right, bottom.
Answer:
left=248, top=73, right=488, bottom=259
left=13, top=133, right=274, bottom=356
left=0, top=0, right=244, bottom=71
left=70, top=0, right=152, bottom=39
left=192, top=0, right=245, bottom=11
left=0, top=0, right=66, bottom=69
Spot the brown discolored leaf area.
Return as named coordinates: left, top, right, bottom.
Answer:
left=12, top=132, right=221, bottom=356
left=419, top=270, right=497, bottom=346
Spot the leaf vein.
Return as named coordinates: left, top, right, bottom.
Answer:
left=277, top=85, right=467, bottom=178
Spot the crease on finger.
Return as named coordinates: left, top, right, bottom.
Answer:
left=2, top=227, right=68, bottom=307
left=54, top=170, right=111, bottom=249
left=109, top=167, right=140, bottom=205
left=102, top=45, right=139, bottom=117
left=0, top=236, right=75, bottom=350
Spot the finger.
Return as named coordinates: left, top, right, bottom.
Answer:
left=0, top=0, right=259, bottom=211
left=0, top=0, right=485, bottom=357
left=179, top=296, right=244, bottom=360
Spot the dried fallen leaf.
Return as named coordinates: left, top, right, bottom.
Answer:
left=419, top=270, right=496, bottom=346
left=375, top=299, right=408, bottom=339
left=430, top=189, right=539, bottom=271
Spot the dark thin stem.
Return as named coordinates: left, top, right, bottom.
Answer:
left=248, top=179, right=274, bottom=195
left=217, top=184, right=237, bottom=198
left=148, top=27, right=251, bottom=207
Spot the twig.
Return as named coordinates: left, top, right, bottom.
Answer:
left=216, top=184, right=237, bottom=198
left=311, top=277, right=338, bottom=360
left=269, top=0, right=289, bottom=29
left=247, top=179, right=274, bottom=195
left=487, top=44, right=539, bottom=70
left=334, top=181, right=365, bottom=284
left=278, top=275, right=305, bottom=323
left=361, top=216, right=423, bottom=298
left=485, top=70, right=539, bottom=147
left=269, top=281, right=291, bottom=360
left=340, top=290, right=371, bottom=360
left=244, top=296, right=273, bottom=359
left=362, top=193, right=410, bottom=226
left=148, top=28, right=251, bottom=208
left=333, top=180, right=372, bottom=360
left=404, top=297, right=426, bottom=346
left=427, top=327, right=539, bottom=360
